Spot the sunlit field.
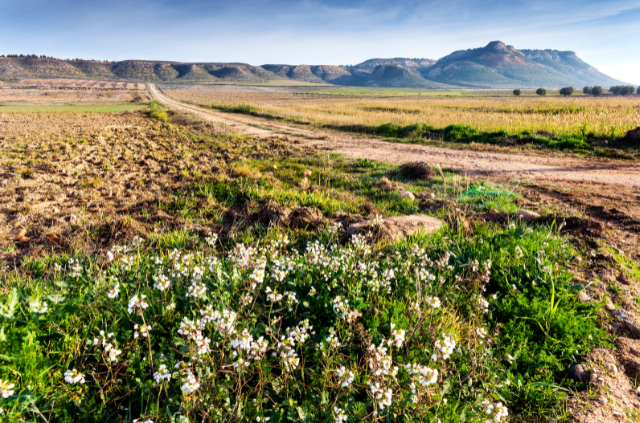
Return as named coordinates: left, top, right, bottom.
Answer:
left=164, top=87, right=640, bottom=139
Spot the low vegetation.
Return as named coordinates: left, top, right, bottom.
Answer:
left=166, top=89, right=640, bottom=147
left=0, top=105, right=637, bottom=422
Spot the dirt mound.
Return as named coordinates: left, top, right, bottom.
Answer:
left=329, top=211, right=361, bottom=230
left=359, top=203, right=381, bottom=216
left=96, top=217, right=148, bottom=246
left=374, top=177, right=398, bottom=191
left=399, top=162, right=435, bottom=181
left=538, top=215, right=604, bottom=236
left=290, top=207, right=325, bottom=229
left=257, top=200, right=292, bottom=226
left=623, top=127, right=640, bottom=142
left=615, top=337, right=640, bottom=380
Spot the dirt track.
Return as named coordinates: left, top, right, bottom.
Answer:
left=148, top=84, right=640, bottom=189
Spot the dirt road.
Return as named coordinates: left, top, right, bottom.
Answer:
left=148, top=84, right=640, bottom=189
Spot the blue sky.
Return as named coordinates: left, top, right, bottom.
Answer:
left=1, top=0, right=639, bottom=83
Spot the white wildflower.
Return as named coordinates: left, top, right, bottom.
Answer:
left=153, top=364, right=171, bottom=384
left=64, top=369, right=85, bottom=384
left=127, top=294, right=149, bottom=314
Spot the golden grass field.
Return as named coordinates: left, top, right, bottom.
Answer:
left=165, top=87, right=640, bottom=138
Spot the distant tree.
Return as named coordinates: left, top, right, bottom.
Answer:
left=637, top=86, right=640, bottom=95
left=513, top=89, right=521, bottom=96
left=536, top=88, right=547, bottom=96
left=583, top=86, right=592, bottom=95
left=559, top=87, right=574, bottom=96
left=591, top=86, right=603, bottom=97
left=609, top=85, right=635, bottom=96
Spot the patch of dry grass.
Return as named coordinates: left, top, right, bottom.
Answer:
left=166, top=87, right=640, bottom=138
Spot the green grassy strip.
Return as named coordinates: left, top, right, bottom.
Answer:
left=207, top=103, right=637, bottom=156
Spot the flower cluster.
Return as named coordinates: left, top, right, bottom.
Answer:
left=64, top=369, right=85, bottom=384
left=434, top=334, right=456, bottom=360
left=153, top=364, right=171, bottom=384
left=29, top=299, right=48, bottom=314
left=94, top=331, right=122, bottom=362
left=485, top=401, right=509, bottom=422
left=0, top=379, right=15, bottom=398
left=127, top=294, right=149, bottom=314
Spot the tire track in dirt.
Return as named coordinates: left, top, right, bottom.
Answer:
left=148, top=84, right=640, bottom=188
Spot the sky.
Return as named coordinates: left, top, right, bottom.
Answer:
left=0, top=0, right=639, bottom=83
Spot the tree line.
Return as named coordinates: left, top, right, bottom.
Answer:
left=1, top=54, right=51, bottom=58
left=513, top=85, right=638, bottom=96
left=608, top=85, right=637, bottom=96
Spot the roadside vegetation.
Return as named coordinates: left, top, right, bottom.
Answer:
left=0, top=107, right=626, bottom=422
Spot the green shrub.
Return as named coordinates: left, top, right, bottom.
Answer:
left=148, top=101, right=168, bottom=121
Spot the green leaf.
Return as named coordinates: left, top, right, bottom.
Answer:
left=47, top=294, right=66, bottom=304
left=0, top=288, right=19, bottom=319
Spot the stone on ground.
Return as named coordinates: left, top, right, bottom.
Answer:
left=517, top=209, right=540, bottom=221
left=347, top=214, right=442, bottom=241
left=398, top=192, right=415, bottom=201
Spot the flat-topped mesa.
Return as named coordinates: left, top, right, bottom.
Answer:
left=0, top=43, right=627, bottom=88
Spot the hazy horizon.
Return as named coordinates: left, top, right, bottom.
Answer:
left=1, top=0, right=638, bottom=84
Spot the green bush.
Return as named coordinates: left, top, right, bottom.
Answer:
left=591, top=86, right=603, bottom=97
left=583, top=86, right=592, bottom=95
left=536, top=88, right=547, bottom=96
left=513, top=89, right=521, bottom=96
left=148, top=101, right=168, bottom=121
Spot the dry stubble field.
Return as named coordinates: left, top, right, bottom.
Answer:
left=1, top=101, right=640, bottom=423
left=164, top=85, right=640, bottom=139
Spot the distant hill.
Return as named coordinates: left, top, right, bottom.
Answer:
left=422, top=41, right=625, bottom=88
left=0, top=43, right=627, bottom=88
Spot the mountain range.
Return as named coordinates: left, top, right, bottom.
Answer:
left=0, top=41, right=626, bottom=88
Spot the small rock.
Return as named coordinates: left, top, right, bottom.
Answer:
left=577, top=291, right=591, bottom=302
left=347, top=214, right=443, bottom=242
left=398, top=192, right=415, bottom=201
left=575, top=256, right=583, bottom=263
left=516, top=209, right=540, bottom=221
left=303, top=169, right=312, bottom=177
left=606, top=300, right=616, bottom=311
left=430, top=193, right=435, bottom=199
left=569, top=363, right=591, bottom=382
left=12, top=228, right=27, bottom=241
left=604, top=363, right=618, bottom=373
